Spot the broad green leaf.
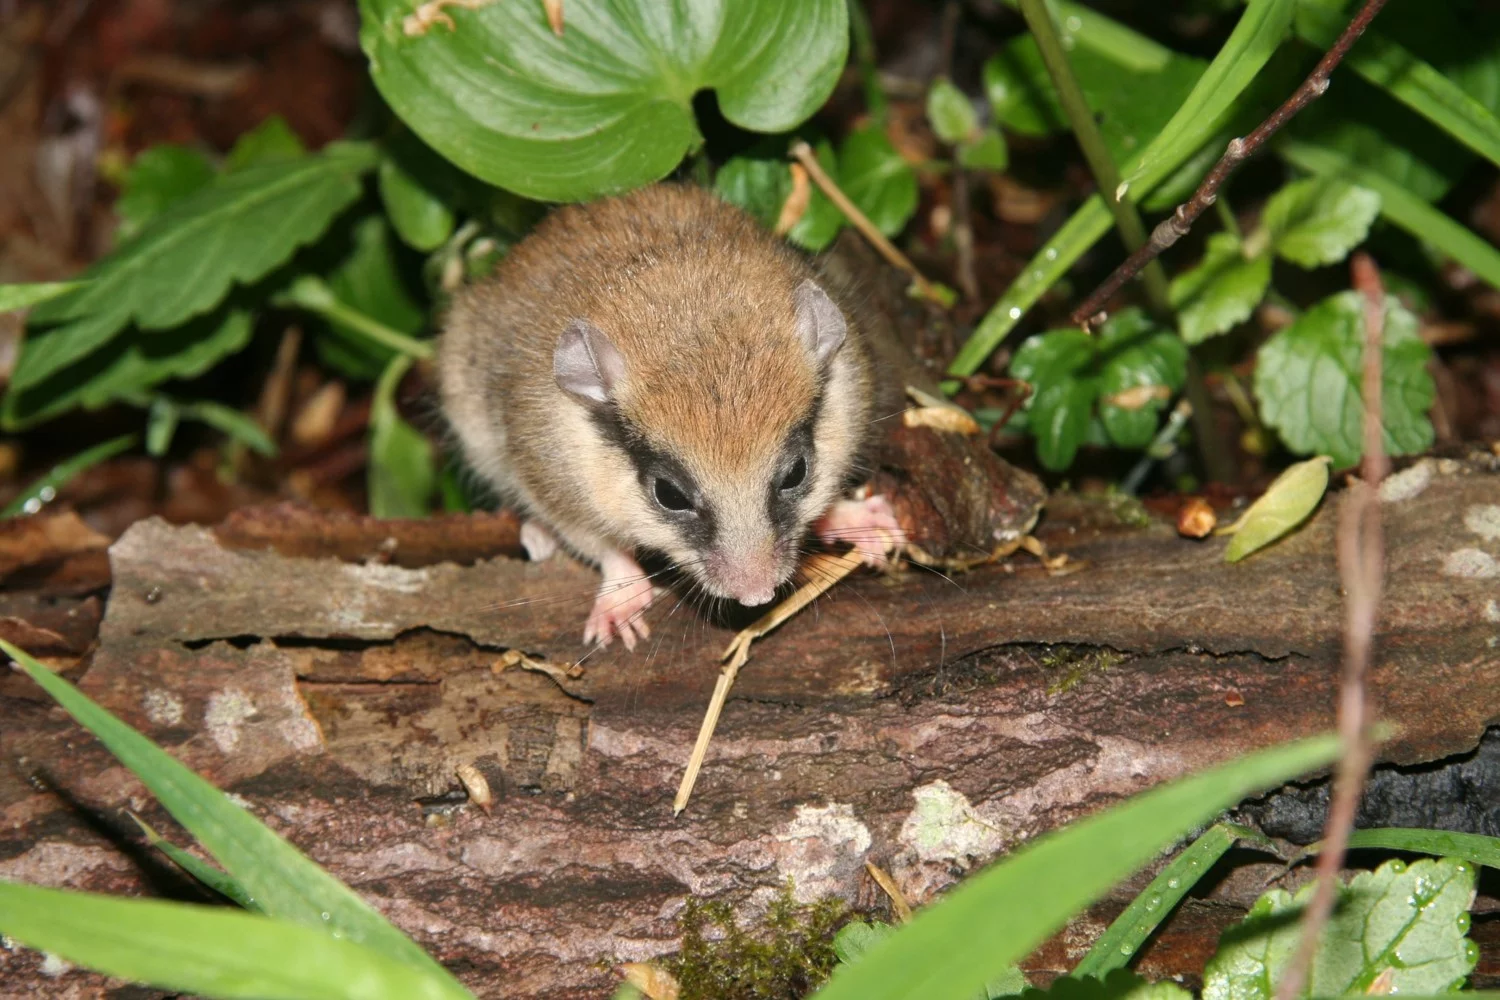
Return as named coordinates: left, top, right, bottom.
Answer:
left=1170, top=233, right=1272, bottom=344
left=378, top=132, right=458, bottom=252
left=5, top=308, right=254, bottom=426
left=1076, top=824, right=1277, bottom=978
left=360, top=0, right=848, bottom=202
left=959, top=130, right=1009, bottom=172
left=14, top=142, right=375, bottom=391
left=1262, top=178, right=1380, bottom=269
left=809, top=735, right=1340, bottom=1000
left=1117, top=0, right=1295, bottom=197
left=1018, top=972, right=1191, bottom=1000
left=0, top=642, right=465, bottom=988
left=223, top=115, right=306, bottom=172
left=1278, top=137, right=1500, bottom=291
left=1220, top=456, right=1330, bottom=563
left=1254, top=292, right=1435, bottom=468
left=115, top=145, right=215, bottom=240
left=839, top=125, right=918, bottom=237
left=369, top=355, right=435, bottom=518
left=183, top=400, right=277, bottom=457
left=146, top=396, right=181, bottom=457
left=1295, top=1, right=1500, bottom=170
left=1202, top=857, right=1477, bottom=1000
left=1010, top=329, right=1097, bottom=471
left=3, top=309, right=255, bottom=430
left=317, top=215, right=428, bottom=379
left=713, top=155, right=791, bottom=231
left=0, top=882, right=473, bottom=1000
left=0, top=435, right=137, bottom=518
left=1096, top=309, right=1187, bottom=449
left=0, top=282, right=84, bottom=313
left=928, top=79, right=979, bottom=145
left=1315, top=828, right=1500, bottom=870
left=128, top=813, right=260, bottom=911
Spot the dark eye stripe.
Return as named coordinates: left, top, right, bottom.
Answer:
left=590, top=404, right=715, bottom=548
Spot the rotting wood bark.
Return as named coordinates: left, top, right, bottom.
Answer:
left=1, top=451, right=1498, bottom=998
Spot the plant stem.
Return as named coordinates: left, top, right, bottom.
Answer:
left=848, top=0, right=888, bottom=126
left=282, top=277, right=434, bottom=360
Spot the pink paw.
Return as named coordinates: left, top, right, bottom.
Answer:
left=583, top=550, right=655, bottom=651
left=815, top=494, right=905, bottom=567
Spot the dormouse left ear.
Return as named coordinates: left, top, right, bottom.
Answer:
left=794, top=279, right=847, bottom=367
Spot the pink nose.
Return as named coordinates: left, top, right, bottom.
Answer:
left=708, top=549, right=779, bottom=607
left=736, top=585, right=776, bottom=607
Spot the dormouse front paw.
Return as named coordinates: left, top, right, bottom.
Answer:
left=815, top=494, right=905, bottom=567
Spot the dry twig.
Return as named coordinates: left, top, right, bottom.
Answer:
left=1070, top=0, right=1390, bottom=330
left=1273, top=251, right=1389, bottom=1000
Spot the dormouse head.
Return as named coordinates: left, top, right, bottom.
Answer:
left=553, top=276, right=869, bottom=606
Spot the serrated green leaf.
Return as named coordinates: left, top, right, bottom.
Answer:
left=1254, top=292, right=1435, bottom=468
left=713, top=155, right=792, bottom=231
left=3, top=309, right=255, bottom=430
left=1221, top=456, right=1330, bottom=563
left=360, top=0, right=847, bottom=202
left=128, top=812, right=260, bottom=911
left=809, top=735, right=1340, bottom=1000
left=0, top=435, right=138, bottom=518
left=1018, top=971, right=1191, bottom=1000
left=1097, top=309, right=1187, bottom=449
left=223, top=115, right=306, bottom=172
left=0, top=882, right=472, bottom=1000
left=1010, top=329, right=1097, bottom=471
left=183, top=400, right=277, bottom=457
left=14, top=142, right=375, bottom=391
left=1262, top=177, right=1381, bottom=268
left=0, top=282, right=85, bottom=313
left=839, top=125, right=918, bottom=237
left=834, top=920, right=896, bottom=965
left=928, top=79, right=979, bottom=145
left=0, top=641, right=465, bottom=989
left=1202, top=856, right=1477, bottom=1000
left=115, top=145, right=216, bottom=240
left=378, top=132, right=458, bottom=252
left=369, top=355, right=434, bottom=518
left=1170, top=233, right=1272, bottom=344
left=959, top=129, right=1009, bottom=171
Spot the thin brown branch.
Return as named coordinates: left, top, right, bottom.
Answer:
left=1070, top=0, right=1390, bottom=331
left=788, top=141, right=944, bottom=304
left=1274, top=252, right=1389, bottom=1000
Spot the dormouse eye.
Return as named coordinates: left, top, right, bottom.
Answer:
left=779, top=456, right=807, bottom=492
left=654, top=477, right=694, bottom=512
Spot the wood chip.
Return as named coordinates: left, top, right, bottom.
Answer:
left=455, top=763, right=492, bottom=813
left=864, top=861, right=913, bottom=923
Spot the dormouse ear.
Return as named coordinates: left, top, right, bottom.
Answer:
left=554, top=318, right=626, bottom=406
left=794, top=279, right=847, bottom=367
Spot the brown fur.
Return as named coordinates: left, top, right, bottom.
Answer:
left=438, top=184, right=875, bottom=592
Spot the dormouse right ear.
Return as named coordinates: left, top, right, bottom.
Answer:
left=554, top=318, right=626, bottom=407
left=794, top=279, right=847, bottom=368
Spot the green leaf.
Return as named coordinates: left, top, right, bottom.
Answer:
left=14, top=142, right=375, bottom=391
left=1018, top=972, right=1191, bottom=1000
left=1254, top=292, right=1435, bottom=468
left=3, top=309, right=255, bottom=430
left=0, top=882, right=473, bottom=1000
left=145, top=396, right=180, bottom=457
left=834, top=920, right=896, bottom=965
left=317, top=215, right=429, bottom=379
left=1096, top=310, right=1187, bottom=449
left=115, top=145, right=216, bottom=240
left=360, top=0, right=848, bottom=202
left=0, top=642, right=466, bottom=989
left=1074, top=824, right=1276, bottom=978
left=1220, top=456, right=1331, bottom=563
left=1010, top=329, right=1097, bottom=471
left=1320, top=828, right=1500, bottom=870
left=928, top=79, right=979, bottom=145
left=1117, top=0, right=1295, bottom=197
left=1262, top=177, right=1381, bottom=269
left=369, top=355, right=435, bottom=518
left=983, top=965, right=1030, bottom=999
left=223, top=115, right=306, bottom=172
left=713, top=156, right=792, bottom=231
left=1278, top=137, right=1500, bottom=291
left=1202, top=856, right=1477, bottom=1000
left=128, top=812, right=260, bottom=911
left=378, top=132, right=458, bottom=252
left=788, top=140, right=846, bottom=251
left=958, top=129, right=1009, bottom=172
left=808, top=734, right=1340, bottom=1000
left=1169, top=233, right=1272, bottom=344
left=0, top=282, right=85, bottom=313
left=0, top=434, right=138, bottom=518
left=839, top=125, right=918, bottom=237
left=182, top=400, right=277, bottom=457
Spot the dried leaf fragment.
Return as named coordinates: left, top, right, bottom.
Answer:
left=1218, top=455, right=1331, bottom=563
left=902, top=385, right=980, bottom=435
left=621, top=962, right=680, bottom=1000
left=1102, top=384, right=1172, bottom=411
left=1177, top=498, right=1217, bottom=539
left=403, top=0, right=492, bottom=36
left=543, top=0, right=564, bottom=36
left=455, top=763, right=492, bottom=813
left=774, top=163, right=811, bottom=236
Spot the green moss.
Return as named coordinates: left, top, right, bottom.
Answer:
left=666, top=881, right=850, bottom=1000
left=1100, top=489, right=1152, bottom=528
left=1040, top=645, right=1125, bottom=695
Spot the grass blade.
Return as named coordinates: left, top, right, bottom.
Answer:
left=128, top=812, right=260, bottom=911
left=1, top=434, right=138, bottom=518
left=1297, top=827, right=1500, bottom=869
left=0, top=282, right=85, bottom=313
left=1073, top=822, right=1277, bottom=978
left=810, top=734, right=1340, bottom=1000
left=1279, top=138, right=1500, bottom=289
left=0, top=641, right=465, bottom=989
left=1295, top=6, right=1500, bottom=170
left=0, top=882, right=472, bottom=1000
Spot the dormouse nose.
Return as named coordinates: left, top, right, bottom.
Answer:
left=707, top=545, right=780, bottom=607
